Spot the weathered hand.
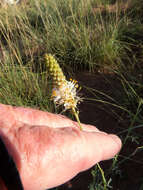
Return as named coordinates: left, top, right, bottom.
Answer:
left=0, top=104, right=121, bottom=190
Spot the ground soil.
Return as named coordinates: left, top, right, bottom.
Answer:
left=57, top=72, right=143, bottom=190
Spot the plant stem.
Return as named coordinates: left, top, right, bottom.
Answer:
left=97, top=163, right=107, bottom=190
left=72, top=107, right=83, bottom=130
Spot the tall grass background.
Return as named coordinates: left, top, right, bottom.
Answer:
left=0, top=0, right=143, bottom=189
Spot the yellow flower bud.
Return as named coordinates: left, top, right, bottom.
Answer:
left=45, top=54, right=66, bottom=86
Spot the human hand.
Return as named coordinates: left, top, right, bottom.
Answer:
left=0, top=104, right=121, bottom=190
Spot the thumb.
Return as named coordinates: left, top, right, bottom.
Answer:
left=79, top=131, right=122, bottom=171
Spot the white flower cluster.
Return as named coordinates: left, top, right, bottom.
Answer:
left=52, top=79, right=81, bottom=111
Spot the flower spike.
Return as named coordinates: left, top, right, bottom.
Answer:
left=45, top=54, right=82, bottom=130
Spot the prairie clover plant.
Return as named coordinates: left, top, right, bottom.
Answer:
left=45, top=54, right=82, bottom=130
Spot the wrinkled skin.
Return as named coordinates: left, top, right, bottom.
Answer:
left=0, top=104, right=122, bottom=190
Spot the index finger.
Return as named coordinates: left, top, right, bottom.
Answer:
left=14, top=106, right=100, bottom=132
left=0, top=104, right=99, bottom=131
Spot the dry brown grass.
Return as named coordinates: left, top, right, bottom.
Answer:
left=93, top=0, right=132, bottom=14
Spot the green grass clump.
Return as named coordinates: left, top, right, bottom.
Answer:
left=0, top=61, right=53, bottom=111
left=1, top=0, right=143, bottom=72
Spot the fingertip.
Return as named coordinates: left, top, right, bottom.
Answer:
left=79, top=131, right=122, bottom=171
left=109, top=134, right=122, bottom=152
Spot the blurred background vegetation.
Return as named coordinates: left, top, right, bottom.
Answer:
left=0, top=0, right=143, bottom=189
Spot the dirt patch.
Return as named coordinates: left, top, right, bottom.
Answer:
left=57, top=71, right=143, bottom=190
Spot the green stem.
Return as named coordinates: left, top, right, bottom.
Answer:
left=97, top=163, right=107, bottom=190
left=72, top=107, right=82, bottom=130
